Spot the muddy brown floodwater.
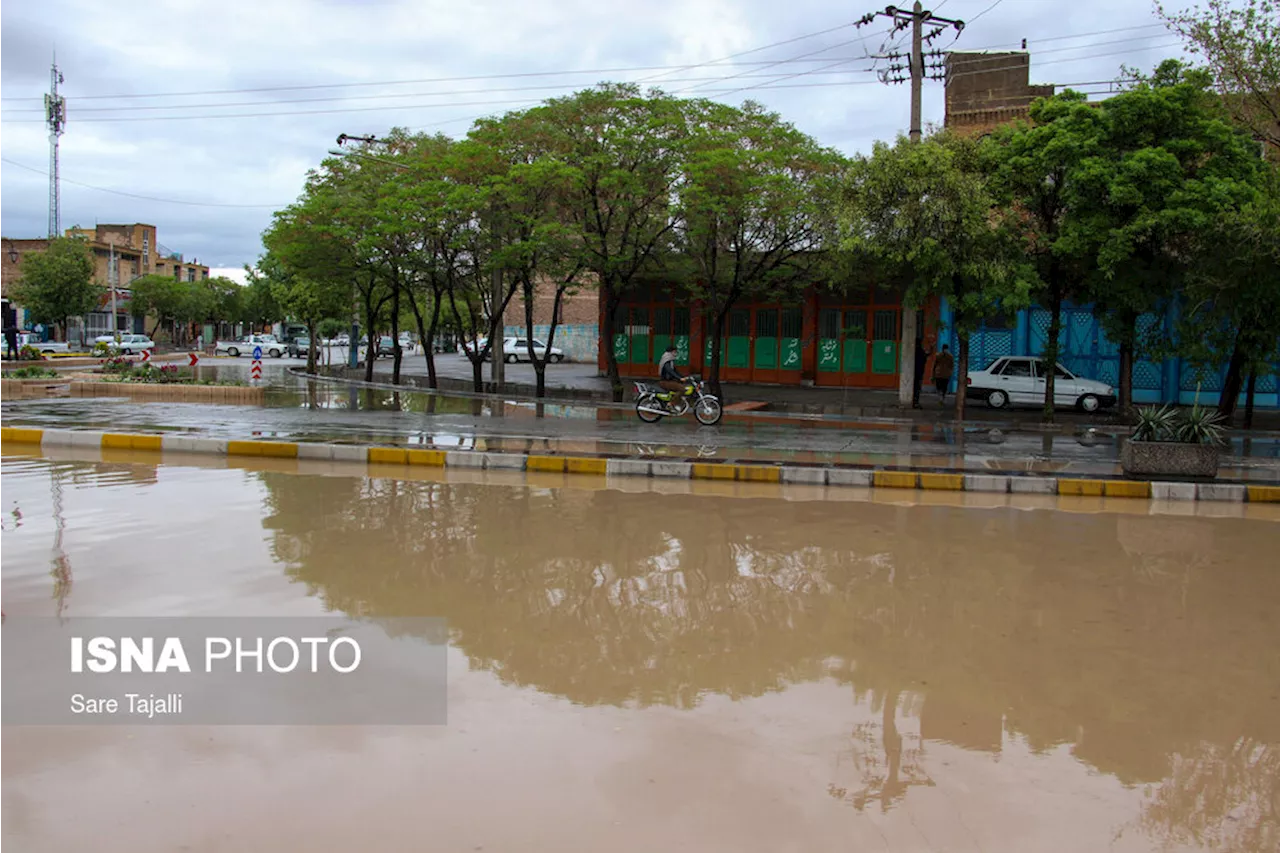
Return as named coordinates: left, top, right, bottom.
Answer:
left=2, top=454, right=1279, bottom=852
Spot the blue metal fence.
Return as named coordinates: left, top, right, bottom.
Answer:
left=939, top=300, right=1280, bottom=409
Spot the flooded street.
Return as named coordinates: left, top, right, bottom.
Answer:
left=3, top=453, right=1279, bottom=852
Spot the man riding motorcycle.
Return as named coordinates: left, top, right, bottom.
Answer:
left=657, top=345, right=690, bottom=412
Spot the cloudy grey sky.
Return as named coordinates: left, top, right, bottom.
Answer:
left=1, top=0, right=1190, bottom=277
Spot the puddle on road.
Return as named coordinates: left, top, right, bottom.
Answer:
left=2, top=455, right=1279, bottom=852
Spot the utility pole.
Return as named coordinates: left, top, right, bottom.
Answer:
left=857, top=4, right=964, bottom=405
left=109, top=243, right=119, bottom=341
left=489, top=204, right=504, bottom=391
left=44, top=58, right=66, bottom=238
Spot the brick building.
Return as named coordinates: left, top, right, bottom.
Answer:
left=1, top=223, right=209, bottom=341
left=944, top=51, right=1055, bottom=136
left=501, top=277, right=600, bottom=362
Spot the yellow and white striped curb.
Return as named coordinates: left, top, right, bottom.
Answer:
left=3, top=426, right=1277, bottom=503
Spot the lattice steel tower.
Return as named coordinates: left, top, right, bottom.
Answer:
left=44, top=58, right=66, bottom=238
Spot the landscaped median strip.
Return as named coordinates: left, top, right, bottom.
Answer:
left=3, top=426, right=1278, bottom=504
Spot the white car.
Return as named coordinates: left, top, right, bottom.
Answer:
left=965, top=356, right=1117, bottom=413
left=20, top=333, right=70, bottom=354
left=94, top=334, right=155, bottom=356
left=487, top=337, right=566, bottom=364
left=216, top=335, right=284, bottom=358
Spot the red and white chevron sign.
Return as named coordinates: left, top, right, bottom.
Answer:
left=188, top=353, right=199, bottom=366
left=140, top=350, right=151, bottom=362
left=250, top=359, right=262, bottom=380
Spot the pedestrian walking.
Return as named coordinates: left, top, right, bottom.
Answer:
left=911, top=338, right=928, bottom=408
left=4, top=323, right=18, bottom=360
left=933, top=344, right=954, bottom=406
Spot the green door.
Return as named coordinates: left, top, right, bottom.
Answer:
left=727, top=309, right=750, bottom=369
left=871, top=309, right=899, bottom=374
left=780, top=308, right=802, bottom=371
left=651, top=306, right=672, bottom=365
left=753, top=309, right=778, bottom=369
left=673, top=307, right=691, bottom=366
left=842, top=310, right=868, bottom=374
left=817, top=309, right=841, bottom=373
left=628, top=307, right=651, bottom=366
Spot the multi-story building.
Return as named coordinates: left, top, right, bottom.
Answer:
left=1, top=223, right=209, bottom=341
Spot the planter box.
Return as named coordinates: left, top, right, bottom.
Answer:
left=1120, top=439, right=1219, bottom=479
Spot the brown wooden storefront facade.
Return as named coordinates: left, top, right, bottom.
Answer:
left=598, top=283, right=942, bottom=388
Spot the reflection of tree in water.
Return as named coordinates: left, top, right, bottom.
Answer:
left=257, top=472, right=1280, bottom=831
left=1136, top=739, right=1279, bottom=853
left=830, top=690, right=935, bottom=813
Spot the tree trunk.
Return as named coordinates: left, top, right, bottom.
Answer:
left=1244, top=366, right=1257, bottom=429
left=363, top=289, right=377, bottom=384
left=955, top=332, right=969, bottom=422
left=539, top=285, right=569, bottom=402
left=306, top=319, right=317, bottom=375
left=1118, top=340, right=1134, bottom=418
left=600, top=280, right=623, bottom=402
left=1215, top=334, right=1248, bottom=423
left=708, top=308, right=727, bottom=402
left=409, top=291, right=439, bottom=390
left=1042, top=289, right=1063, bottom=424
left=390, top=273, right=402, bottom=386
left=522, top=277, right=545, bottom=398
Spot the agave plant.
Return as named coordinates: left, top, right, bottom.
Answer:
left=1131, top=404, right=1178, bottom=442
left=1176, top=405, right=1227, bottom=446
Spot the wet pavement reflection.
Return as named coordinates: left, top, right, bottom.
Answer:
left=6, top=370, right=1280, bottom=481
left=2, top=454, right=1278, bottom=851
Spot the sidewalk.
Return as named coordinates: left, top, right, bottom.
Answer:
left=339, top=361, right=1280, bottom=433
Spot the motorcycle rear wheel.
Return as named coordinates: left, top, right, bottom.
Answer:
left=636, top=397, right=664, bottom=423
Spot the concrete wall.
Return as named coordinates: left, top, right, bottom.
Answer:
left=502, top=323, right=599, bottom=362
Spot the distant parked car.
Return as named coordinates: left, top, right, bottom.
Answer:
left=216, top=334, right=283, bottom=358
left=459, top=337, right=488, bottom=356
left=287, top=336, right=312, bottom=358
left=488, top=337, right=565, bottom=364
left=965, top=356, right=1116, bottom=413
left=94, top=334, right=155, bottom=356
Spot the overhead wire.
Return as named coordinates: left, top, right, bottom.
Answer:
left=0, top=157, right=287, bottom=207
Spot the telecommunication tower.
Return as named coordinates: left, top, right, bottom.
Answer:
left=44, top=59, right=66, bottom=238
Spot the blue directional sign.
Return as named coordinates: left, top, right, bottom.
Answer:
left=253, top=346, right=263, bottom=360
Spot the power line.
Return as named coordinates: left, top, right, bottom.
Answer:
left=0, top=157, right=286, bottom=207
left=967, top=0, right=1008, bottom=26
left=635, top=20, right=862, bottom=85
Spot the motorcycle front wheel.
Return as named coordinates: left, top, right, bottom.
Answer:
left=694, top=397, right=723, bottom=426
left=636, top=397, right=664, bottom=423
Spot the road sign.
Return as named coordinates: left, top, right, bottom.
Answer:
left=188, top=353, right=199, bottom=366
left=250, top=360, right=262, bottom=381
left=140, top=350, right=151, bottom=362
left=253, top=345, right=263, bottom=360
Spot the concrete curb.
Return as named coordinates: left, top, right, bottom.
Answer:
left=4, top=426, right=1278, bottom=504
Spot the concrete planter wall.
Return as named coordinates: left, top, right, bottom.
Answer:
left=1120, top=438, right=1219, bottom=479
left=70, top=381, right=265, bottom=405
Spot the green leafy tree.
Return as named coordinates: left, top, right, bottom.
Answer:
left=1159, top=0, right=1280, bottom=154
left=676, top=100, right=847, bottom=399
left=983, top=92, right=1109, bottom=422
left=843, top=132, right=1032, bottom=420
left=11, top=236, right=97, bottom=342
left=532, top=84, right=690, bottom=401
left=1176, top=165, right=1280, bottom=423
left=1073, top=61, right=1265, bottom=413
left=128, top=274, right=187, bottom=339
left=250, top=249, right=348, bottom=374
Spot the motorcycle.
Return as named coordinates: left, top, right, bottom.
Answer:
left=634, top=375, right=723, bottom=425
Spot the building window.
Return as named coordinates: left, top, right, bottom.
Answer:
left=143, top=234, right=149, bottom=266
left=174, top=266, right=181, bottom=280
left=187, top=268, right=196, bottom=282
left=202, top=270, right=209, bottom=280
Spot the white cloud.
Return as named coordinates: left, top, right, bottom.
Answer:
left=210, top=267, right=249, bottom=285
left=1, top=0, right=1186, bottom=269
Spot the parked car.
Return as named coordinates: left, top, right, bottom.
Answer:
left=22, top=333, right=70, bottom=354
left=459, top=337, right=488, bottom=356
left=287, top=336, right=312, bottom=358
left=216, top=334, right=283, bottom=358
left=965, top=356, right=1116, bottom=412
left=93, top=334, right=155, bottom=356
left=488, top=337, right=565, bottom=364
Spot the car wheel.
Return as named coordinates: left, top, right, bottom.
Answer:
left=227, top=347, right=239, bottom=358
left=1077, top=393, right=1100, bottom=413
left=269, top=348, right=281, bottom=358
left=121, top=349, right=133, bottom=356
left=986, top=389, right=1009, bottom=409
left=551, top=354, right=563, bottom=363
left=504, top=353, right=517, bottom=364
